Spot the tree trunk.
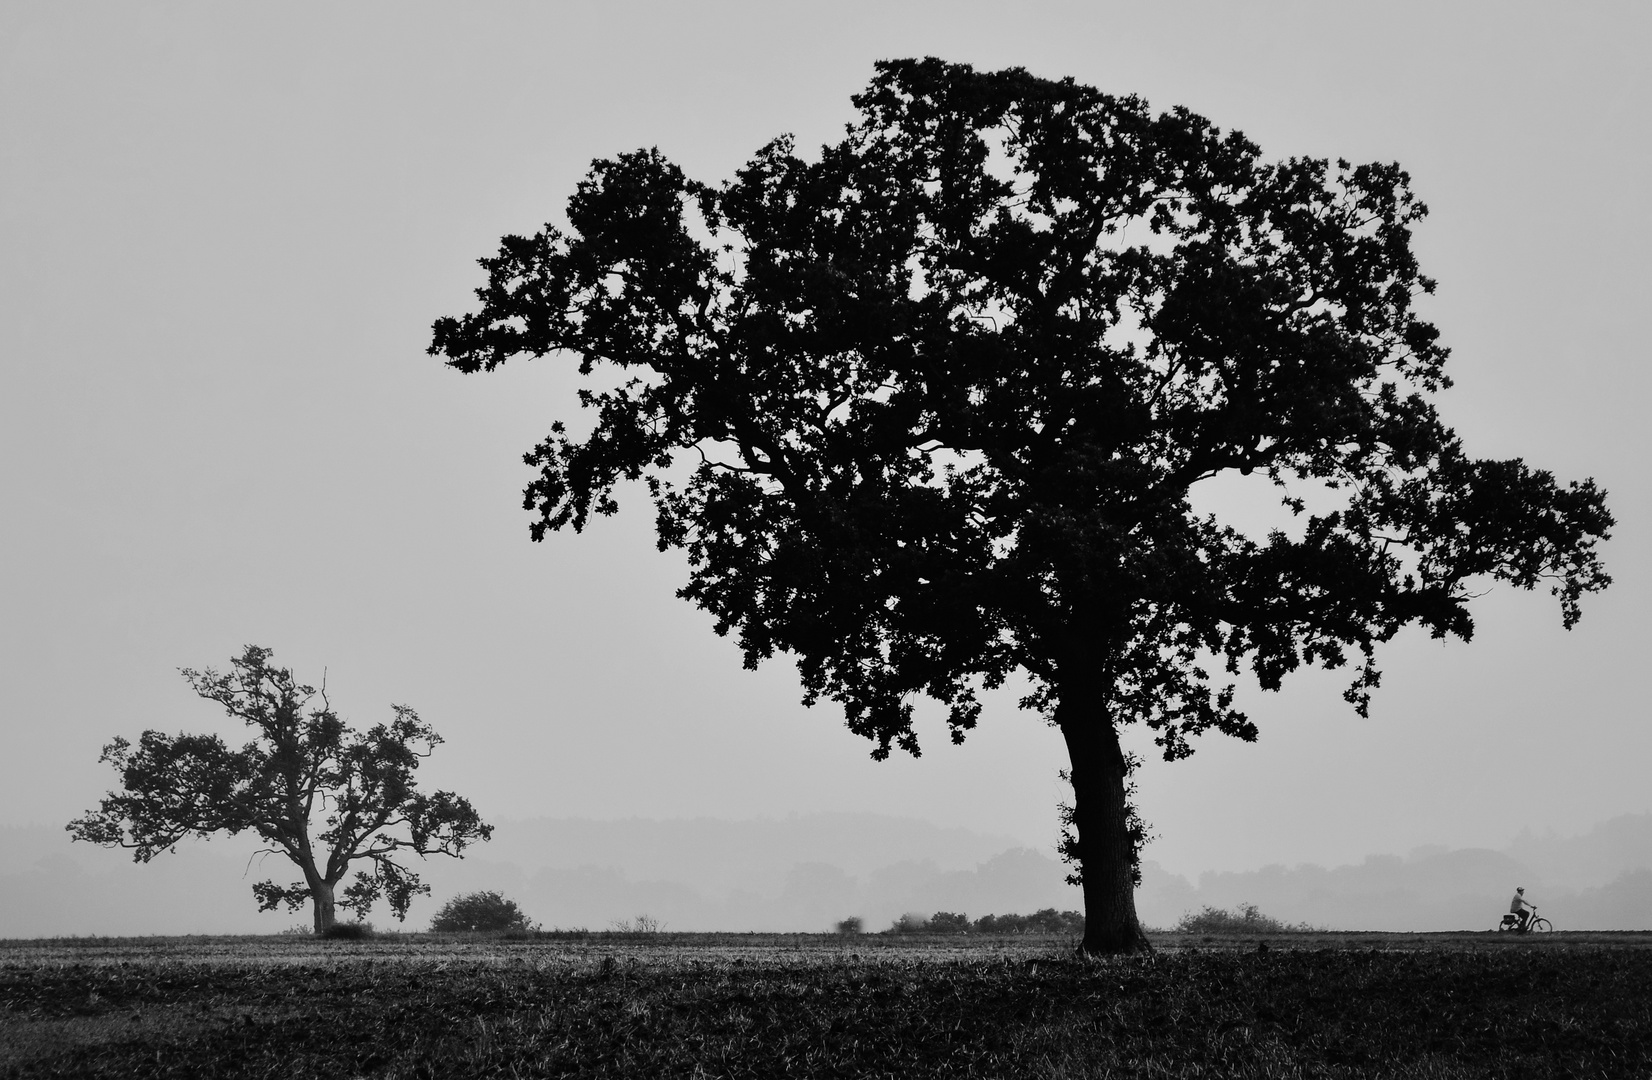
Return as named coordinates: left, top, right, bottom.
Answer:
left=311, top=879, right=337, bottom=933
left=1059, top=696, right=1152, bottom=956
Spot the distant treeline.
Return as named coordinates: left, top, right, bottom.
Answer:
left=878, top=904, right=1313, bottom=935
left=881, top=909, right=1085, bottom=935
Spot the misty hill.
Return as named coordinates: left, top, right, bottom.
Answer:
left=468, top=813, right=1030, bottom=898
left=1505, top=814, right=1652, bottom=889
left=369, top=813, right=1076, bottom=933
left=4, top=812, right=1650, bottom=937
left=1136, top=813, right=1652, bottom=931
left=0, top=814, right=1078, bottom=937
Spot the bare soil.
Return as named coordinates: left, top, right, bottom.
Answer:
left=4, top=931, right=1650, bottom=1077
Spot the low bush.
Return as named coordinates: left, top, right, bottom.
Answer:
left=430, top=891, right=536, bottom=933
left=886, top=909, right=1087, bottom=934
left=1175, top=902, right=1318, bottom=934
left=972, top=909, right=1084, bottom=934
left=320, top=921, right=374, bottom=940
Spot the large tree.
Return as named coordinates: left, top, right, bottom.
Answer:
left=429, top=59, right=1611, bottom=953
left=70, top=646, right=492, bottom=932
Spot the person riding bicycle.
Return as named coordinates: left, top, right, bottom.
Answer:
left=1509, top=887, right=1538, bottom=931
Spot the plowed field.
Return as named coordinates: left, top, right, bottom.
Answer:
left=4, top=932, right=1649, bottom=1078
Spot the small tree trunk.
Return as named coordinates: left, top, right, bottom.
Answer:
left=311, top=880, right=337, bottom=933
left=1059, top=698, right=1152, bottom=956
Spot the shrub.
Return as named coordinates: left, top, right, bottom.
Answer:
left=430, top=891, right=536, bottom=932
left=1175, top=902, right=1316, bottom=934
left=971, top=910, right=1085, bottom=934
left=610, top=914, right=661, bottom=933
left=835, top=916, right=864, bottom=934
left=885, top=908, right=1090, bottom=935
left=1024, top=908, right=1084, bottom=934
left=320, top=920, right=374, bottom=940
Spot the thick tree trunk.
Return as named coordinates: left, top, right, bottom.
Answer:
left=1059, top=697, right=1152, bottom=956
left=311, top=879, right=337, bottom=933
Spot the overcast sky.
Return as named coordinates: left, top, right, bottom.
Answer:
left=3, top=1, right=1648, bottom=882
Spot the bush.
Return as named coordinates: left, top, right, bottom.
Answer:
left=320, top=920, right=374, bottom=940
left=971, top=909, right=1085, bottom=934
left=928, top=911, right=971, bottom=933
left=430, top=891, right=536, bottom=933
left=1175, top=903, right=1317, bottom=934
left=835, top=916, right=864, bottom=934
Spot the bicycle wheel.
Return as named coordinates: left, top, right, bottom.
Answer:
left=1529, top=917, right=1552, bottom=933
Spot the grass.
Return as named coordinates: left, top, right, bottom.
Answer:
left=3, top=932, right=1650, bottom=1077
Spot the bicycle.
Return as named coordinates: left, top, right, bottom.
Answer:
left=1497, top=912, right=1552, bottom=933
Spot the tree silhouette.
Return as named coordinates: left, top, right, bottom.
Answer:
left=69, top=646, right=491, bottom=932
left=429, top=58, right=1612, bottom=953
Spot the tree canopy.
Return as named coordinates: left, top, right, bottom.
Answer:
left=429, top=58, right=1611, bottom=952
left=69, top=646, right=492, bottom=932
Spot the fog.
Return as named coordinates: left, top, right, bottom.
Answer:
left=3, top=2, right=1649, bottom=931
left=5, top=812, right=1650, bottom=937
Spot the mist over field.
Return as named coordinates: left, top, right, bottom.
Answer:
left=4, top=812, right=1649, bottom=938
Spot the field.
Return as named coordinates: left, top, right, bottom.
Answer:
left=4, top=931, right=1651, bottom=1078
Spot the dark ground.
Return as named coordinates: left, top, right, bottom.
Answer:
left=4, top=931, right=1650, bottom=1078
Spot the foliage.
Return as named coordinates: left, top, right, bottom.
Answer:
left=429, top=57, right=1613, bottom=952
left=430, top=891, right=536, bottom=933
left=7, top=940, right=1652, bottom=1077
left=973, top=909, right=1086, bottom=934
left=883, top=909, right=1087, bottom=934
left=67, top=645, right=492, bottom=931
left=834, top=916, right=863, bottom=934
left=1175, top=903, right=1317, bottom=934
left=1058, top=761, right=1151, bottom=887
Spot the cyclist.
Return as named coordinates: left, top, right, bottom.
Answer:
left=1509, top=887, right=1538, bottom=931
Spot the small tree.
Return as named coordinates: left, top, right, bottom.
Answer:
left=430, top=890, right=535, bottom=932
left=68, top=645, right=492, bottom=932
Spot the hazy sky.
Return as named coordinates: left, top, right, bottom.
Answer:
left=3, top=1, right=1648, bottom=881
